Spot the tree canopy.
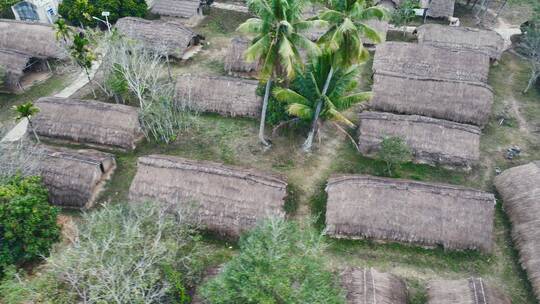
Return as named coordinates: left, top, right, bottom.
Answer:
left=58, top=0, right=147, bottom=27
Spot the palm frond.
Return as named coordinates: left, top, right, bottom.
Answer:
left=237, top=18, right=265, bottom=35
left=273, top=87, right=311, bottom=105
left=336, top=91, right=372, bottom=109
left=356, top=23, right=382, bottom=44
left=287, top=103, right=313, bottom=120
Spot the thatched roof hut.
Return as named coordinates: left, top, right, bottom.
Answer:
left=175, top=74, right=261, bottom=117
left=325, top=175, right=495, bottom=252
left=0, top=49, right=32, bottom=91
left=128, top=155, right=288, bottom=237
left=494, top=161, right=540, bottom=301
left=341, top=267, right=408, bottom=304
left=115, top=17, right=203, bottom=59
left=0, top=19, right=65, bottom=59
left=358, top=111, right=481, bottom=168
left=39, top=146, right=116, bottom=209
left=150, top=0, right=200, bottom=18
left=224, top=37, right=259, bottom=77
left=426, top=0, right=455, bottom=18
left=427, top=278, right=511, bottom=304
left=33, top=97, right=143, bottom=150
left=416, top=24, right=505, bottom=60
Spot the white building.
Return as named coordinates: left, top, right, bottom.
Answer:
left=11, top=0, right=60, bottom=24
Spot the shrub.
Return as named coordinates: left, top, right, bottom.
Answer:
left=200, top=217, right=346, bottom=304
left=58, top=0, right=147, bottom=27
left=377, top=136, right=413, bottom=176
left=0, top=175, right=60, bottom=273
left=46, top=202, right=206, bottom=303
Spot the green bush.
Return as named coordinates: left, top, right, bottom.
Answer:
left=201, top=217, right=346, bottom=304
left=0, top=175, right=59, bottom=273
left=257, top=84, right=291, bottom=126
left=377, top=136, right=413, bottom=176
left=58, top=0, right=147, bottom=27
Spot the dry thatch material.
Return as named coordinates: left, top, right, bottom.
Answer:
left=373, top=42, right=490, bottom=84
left=33, top=97, right=143, bottom=150
left=0, top=19, right=65, bottom=59
left=128, top=155, right=288, bottom=237
left=0, top=49, right=31, bottom=90
left=416, top=24, right=505, bottom=60
left=150, top=0, right=200, bottom=18
left=341, top=267, right=408, bottom=304
left=426, top=0, right=455, bottom=18
left=175, top=74, right=261, bottom=117
left=358, top=111, right=481, bottom=168
left=427, top=278, right=511, bottom=304
left=39, top=146, right=116, bottom=209
left=224, top=37, right=259, bottom=77
left=115, top=17, right=203, bottom=58
left=494, top=161, right=540, bottom=301
left=325, top=174, right=495, bottom=252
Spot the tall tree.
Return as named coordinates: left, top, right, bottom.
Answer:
left=54, top=18, right=73, bottom=44
left=69, top=33, right=96, bottom=98
left=302, top=0, right=385, bottom=151
left=239, top=0, right=321, bottom=146
left=521, top=7, right=540, bottom=94
left=12, top=102, right=40, bottom=143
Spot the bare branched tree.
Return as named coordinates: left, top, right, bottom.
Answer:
left=0, top=139, right=45, bottom=181
left=521, top=16, right=540, bottom=93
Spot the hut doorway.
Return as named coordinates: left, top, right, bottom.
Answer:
left=18, top=57, right=52, bottom=91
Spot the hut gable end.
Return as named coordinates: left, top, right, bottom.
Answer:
left=128, top=155, right=288, bottom=237
left=427, top=278, right=511, bottom=304
left=325, top=175, right=495, bottom=252
left=341, top=267, right=408, bottom=304
left=0, top=19, right=65, bottom=59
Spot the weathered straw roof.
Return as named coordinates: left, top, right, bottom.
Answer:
left=373, top=42, right=490, bottom=84
left=33, top=97, right=143, bottom=150
left=0, top=19, right=65, bottom=59
left=427, top=278, right=511, bottom=304
left=224, top=37, right=259, bottom=77
left=0, top=49, right=31, bottom=91
left=175, top=74, right=261, bottom=117
left=494, top=161, right=540, bottom=301
left=150, top=0, right=200, bottom=18
left=426, top=0, right=455, bottom=18
left=128, top=155, right=288, bottom=237
left=325, top=175, right=495, bottom=252
left=39, top=145, right=116, bottom=209
left=115, top=17, right=202, bottom=58
left=416, top=24, right=505, bottom=60
left=358, top=111, right=481, bottom=168
left=341, top=267, right=408, bottom=304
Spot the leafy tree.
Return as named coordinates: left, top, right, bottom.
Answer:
left=239, top=0, right=321, bottom=146
left=273, top=52, right=371, bottom=144
left=201, top=217, right=346, bottom=304
left=54, top=18, right=74, bottom=44
left=12, top=102, right=40, bottom=143
left=377, top=136, right=412, bottom=176
left=58, top=0, right=147, bottom=27
left=69, top=32, right=96, bottom=97
left=520, top=8, right=540, bottom=93
left=0, top=175, right=60, bottom=274
left=303, top=0, right=385, bottom=151
left=391, top=0, right=418, bottom=36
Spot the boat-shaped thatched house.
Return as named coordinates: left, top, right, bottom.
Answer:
left=0, top=19, right=66, bottom=92
left=416, top=24, right=505, bottom=61
left=39, top=146, right=116, bottom=209
left=128, top=155, right=288, bottom=237
left=494, top=161, right=540, bottom=301
left=341, top=267, right=408, bottom=304
left=224, top=37, right=259, bottom=77
left=150, top=0, right=200, bottom=18
left=325, top=175, right=495, bottom=252
left=175, top=74, right=260, bottom=117
left=427, top=278, right=511, bottom=304
left=115, top=17, right=204, bottom=59
left=371, top=42, right=493, bottom=127
left=358, top=112, right=481, bottom=168
left=33, top=97, right=143, bottom=150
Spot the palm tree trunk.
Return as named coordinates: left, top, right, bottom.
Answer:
left=259, top=79, right=272, bottom=146
left=523, top=68, right=538, bottom=94
left=302, top=66, right=334, bottom=152
left=28, top=119, right=40, bottom=143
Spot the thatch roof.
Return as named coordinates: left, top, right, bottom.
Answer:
left=175, top=74, right=261, bottom=117
left=115, top=17, right=203, bottom=58
left=494, top=161, right=540, bottom=301
left=426, top=0, right=455, bottom=18
left=373, top=42, right=490, bottom=84
left=341, top=267, right=408, bottom=304
left=128, top=155, right=288, bottom=237
left=224, top=37, right=259, bottom=77
left=416, top=24, right=505, bottom=60
left=325, top=175, right=495, bottom=252
left=0, top=19, right=65, bottom=59
left=150, top=0, right=200, bottom=18
left=358, top=111, right=481, bottom=168
left=39, top=145, right=116, bottom=209
left=33, top=97, right=143, bottom=150
left=427, top=278, right=511, bottom=304
left=0, top=49, right=31, bottom=91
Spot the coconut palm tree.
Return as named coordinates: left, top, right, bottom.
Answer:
left=239, top=0, right=321, bottom=146
left=54, top=18, right=73, bottom=43
left=273, top=52, right=371, bottom=146
left=13, top=102, right=40, bottom=143
left=70, top=32, right=96, bottom=97
left=302, top=0, right=385, bottom=151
